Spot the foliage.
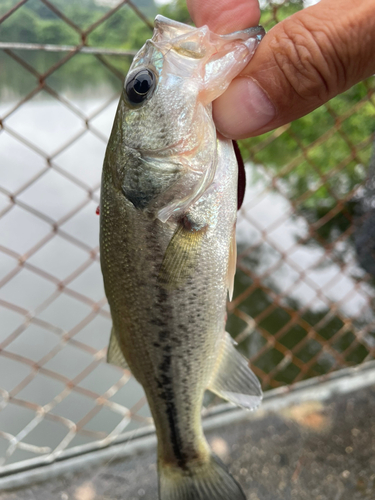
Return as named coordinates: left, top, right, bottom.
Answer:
left=0, top=0, right=156, bottom=94
left=239, top=78, right=375, bottom=236
left=260, top=0, right=303, bottom=29
left=0, top=0, right=155, bottom=46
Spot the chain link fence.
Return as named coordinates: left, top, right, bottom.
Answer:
left=0, top=0, right=374, bottom=478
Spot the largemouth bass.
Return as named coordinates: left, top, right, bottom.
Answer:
left=100, top=15, right=264, bottom=500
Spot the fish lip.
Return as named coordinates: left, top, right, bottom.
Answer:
left=154, top=14, right=266, bottom=42
left=221, top=25, right=266, bottom=42
left=154, top=14, right=196, bottom=32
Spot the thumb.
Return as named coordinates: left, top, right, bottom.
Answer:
left=213, top=0, right=375, bottom=139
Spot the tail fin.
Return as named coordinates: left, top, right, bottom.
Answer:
left=158, top=454, right=246, bottom=500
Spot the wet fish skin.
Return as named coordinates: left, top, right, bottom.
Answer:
left=100, top=15, right=264, bottom=500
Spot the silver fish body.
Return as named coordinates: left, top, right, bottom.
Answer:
left=100, top=16, right=264, bottom=500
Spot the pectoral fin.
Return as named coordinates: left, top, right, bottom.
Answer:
left=208, top=332, right=262, bottom=410
left=107, top=327, right=129, bottom=370
left=158, top=224, right=204, bottom=289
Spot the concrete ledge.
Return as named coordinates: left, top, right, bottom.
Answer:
left=1, top=360, right=375, bottom=497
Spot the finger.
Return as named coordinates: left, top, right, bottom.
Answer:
left=212, top=0, right=375, bottom=139
left=187, top=0, right=261, bottom=34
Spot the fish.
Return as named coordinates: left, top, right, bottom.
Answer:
left=100, top=15, right=264, bottom=500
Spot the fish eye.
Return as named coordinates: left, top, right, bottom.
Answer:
left=125, top=69, right=156, bottom=104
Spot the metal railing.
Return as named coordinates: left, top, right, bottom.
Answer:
left=0, top=0, right=374, bottom=478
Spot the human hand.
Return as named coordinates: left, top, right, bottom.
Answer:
left=187, top=0, right=375, bottom=139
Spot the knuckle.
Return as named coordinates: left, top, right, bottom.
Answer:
left=270, top=14, right=347, bottom=103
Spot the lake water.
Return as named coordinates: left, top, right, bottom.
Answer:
left=0, top=87, right=374, bottom=470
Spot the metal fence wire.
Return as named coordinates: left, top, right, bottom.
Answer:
left=0, top=0, right=375, bottom=476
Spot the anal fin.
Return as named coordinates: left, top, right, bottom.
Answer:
left=208, top=332, right=262, bottom=410
left=107, top=327, right=129, bottom=370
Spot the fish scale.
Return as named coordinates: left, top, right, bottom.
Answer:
left=100, top=15, right=265, bottom=500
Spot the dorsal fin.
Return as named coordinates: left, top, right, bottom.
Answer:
left=233, top=141, right=246, bottom=210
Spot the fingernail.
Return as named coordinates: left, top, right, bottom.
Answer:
left=213, top=77, right=275, bottom=138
